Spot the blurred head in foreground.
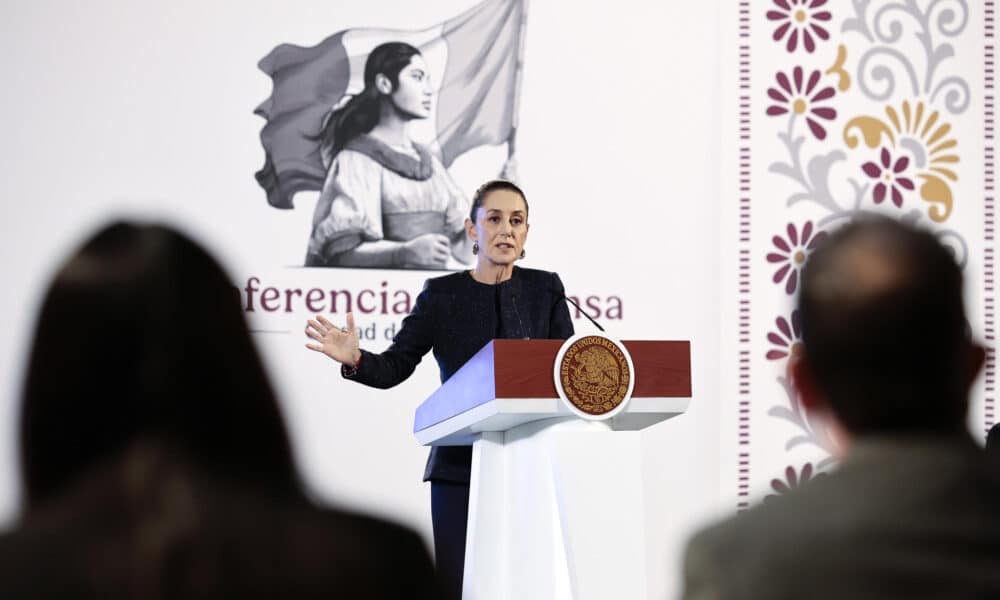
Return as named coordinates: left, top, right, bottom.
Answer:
left=987, top=423, right=1000, bottom=451
left=20, top=222, right=299, bottom=509
left=793, top=216, right=983, bottom=443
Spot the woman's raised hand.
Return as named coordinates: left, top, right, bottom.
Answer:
left=305, top=312, right=362, bottom=366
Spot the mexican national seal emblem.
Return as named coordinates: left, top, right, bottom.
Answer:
left=554, top=334, right=635, bottom=420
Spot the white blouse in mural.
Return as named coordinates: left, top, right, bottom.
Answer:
left=309, top=136, right=469, bottom=262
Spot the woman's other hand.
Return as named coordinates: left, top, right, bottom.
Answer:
left=306, top=312, right=362, bottom=365
left=397, top=233, right=450, bottom=268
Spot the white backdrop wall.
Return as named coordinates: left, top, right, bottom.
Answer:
left=1, top=1, right=721, bottom=597
left=5, top=1, right=995, bottom=597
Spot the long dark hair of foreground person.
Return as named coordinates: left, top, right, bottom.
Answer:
left=20, top=222, right=300, bottom=509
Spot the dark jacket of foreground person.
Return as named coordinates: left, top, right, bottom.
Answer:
left=0, top=443, right=437, bottom=599
left=684, top=435, right=1000, bottom=599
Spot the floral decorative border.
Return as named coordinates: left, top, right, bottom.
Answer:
left=742, top=0, right=985, bottom=507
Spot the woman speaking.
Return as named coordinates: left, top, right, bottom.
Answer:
left=305, top=180, right=574, bottom=596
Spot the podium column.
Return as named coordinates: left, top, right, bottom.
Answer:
left=463, top=418, right=650, bottom=600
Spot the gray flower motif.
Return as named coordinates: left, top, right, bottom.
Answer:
left=764, top=462, right=827, bottom=502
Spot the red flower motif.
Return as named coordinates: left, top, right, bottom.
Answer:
left=766, top=310, right=802, bottom=361
left=767, top=0, right=832, bottom=53
left=766, top=67, right=837, bottom=139
left=765, top=463, right=826, bottom=501
left=861, top=147, right=915, bottom=208
left=767, top=221, right=827, bottom=294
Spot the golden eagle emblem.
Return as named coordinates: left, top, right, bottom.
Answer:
left=557, top=336, right=632, bottom=417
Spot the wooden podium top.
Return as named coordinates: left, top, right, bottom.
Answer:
left=414, top=339, right=691, bottom=446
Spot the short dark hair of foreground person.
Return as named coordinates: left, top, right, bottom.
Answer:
left=682, top=217, right=1000, bottom=600
left=797, top=215, right=972, bottom=435
left=2, top=222, right=438, bottom=598
left=988, top=422, right=1000, bottom=451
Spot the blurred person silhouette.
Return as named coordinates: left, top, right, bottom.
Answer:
left=683, top=217, right=1000, bottom=599
left=0, top=222, right=437, bottom=598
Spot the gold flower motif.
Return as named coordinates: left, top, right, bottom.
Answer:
left=843, top=101, right=959, bottom=222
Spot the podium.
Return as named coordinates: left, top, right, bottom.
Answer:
left=414, top=339, right=691, bottom=600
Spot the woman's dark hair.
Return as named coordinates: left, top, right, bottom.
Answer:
left=20, top=222, right=300, bottom=508
left=317, top=42, right=422, bottom=161
left=469, top=179, right=529, bottom=222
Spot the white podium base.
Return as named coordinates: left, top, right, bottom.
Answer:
left=463, top=417, right=649, bottom=600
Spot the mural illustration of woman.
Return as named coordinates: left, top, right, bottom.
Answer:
left=305, top=42, right=473, bottom=269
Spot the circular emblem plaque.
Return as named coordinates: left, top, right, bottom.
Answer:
left=554, top=334, right=635, bottom=420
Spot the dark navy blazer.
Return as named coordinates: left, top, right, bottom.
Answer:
left=343, top=266, right=575, bottom=482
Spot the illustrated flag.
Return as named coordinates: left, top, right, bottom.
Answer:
left=255, top=0, right=527, bottom=209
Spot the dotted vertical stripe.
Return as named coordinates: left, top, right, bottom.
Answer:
left=737, top=0, right=751, bottom=511
left=986, top=3, right=996, bottom=433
